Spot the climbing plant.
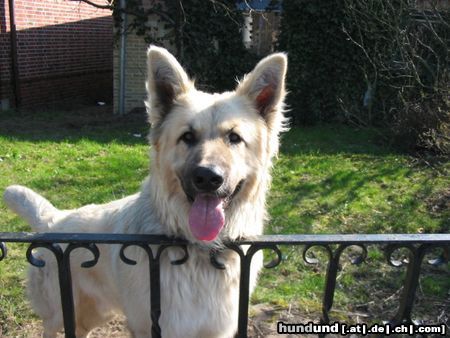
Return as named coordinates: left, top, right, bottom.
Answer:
left=160, top=0, right=259, bottom=92
left=83, top=0, right=257, bottom=92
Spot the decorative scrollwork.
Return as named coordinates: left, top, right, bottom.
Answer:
left=224, top=242, right=245, bottom=258
left=26, top=242, right=63, bottom=267
left=303, top=243, right=368, bottom=325
left=210, top=249, right=226, bottom=270
left=302, top=244, right=332, bottom=265
left=25, top=242, right=100, bottom=269
left=166, top=245, right=189, bottom=265
left=0, top=242, right=6, bottom=261
left=345, top=244, right=368, bottom=265
left=210, top=244, right=283, bottom=270
left=385, top=244, right=415, bottom=267
left=119, top=243, right=144, bottom=265
left=262, top=244, right=283, bottom=269
left=120, top=243, right=189, bottom=266
left=428, top=254, right=447, bottom=266
left=426, top=246, right=449, bottom=267
left=65, top=243, right=100, bottom=268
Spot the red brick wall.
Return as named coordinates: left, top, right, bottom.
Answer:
left=0, top=0, right=113, bottom=109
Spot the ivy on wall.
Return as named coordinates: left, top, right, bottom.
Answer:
left=110, top=0, right=258, bottom=92
left=164, top=0, right=258, bottom=92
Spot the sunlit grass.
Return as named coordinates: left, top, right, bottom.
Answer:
left=0, top=109, right=448, bottom=334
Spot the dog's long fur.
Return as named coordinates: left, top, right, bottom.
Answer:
left=3, top=46, right=287, bottom=338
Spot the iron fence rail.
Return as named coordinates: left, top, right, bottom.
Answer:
left=0, top=232, right=449, bottom=338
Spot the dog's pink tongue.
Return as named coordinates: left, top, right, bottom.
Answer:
left=189, top=195, right=225, bottom=241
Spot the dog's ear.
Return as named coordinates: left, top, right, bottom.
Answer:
left=146, top=46, right=191, bottom=125
left=236, top=53, right=287, bottom=128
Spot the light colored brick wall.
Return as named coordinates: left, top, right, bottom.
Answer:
left=113, top=32, right=148, bottom=114
left=113, top=8, right=174, bottom=114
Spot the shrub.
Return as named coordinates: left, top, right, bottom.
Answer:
left=342, top=0, right=449, bottom=153
left=277, top=0, right=449, bottom=153
left=277, top=0, right=363, bottom=124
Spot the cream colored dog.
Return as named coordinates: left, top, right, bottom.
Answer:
left=4, top=46, right=287, bottom=338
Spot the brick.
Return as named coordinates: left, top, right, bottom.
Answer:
left=0, top=0, right=113, bottom=109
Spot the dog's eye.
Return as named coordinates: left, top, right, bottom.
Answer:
left=180, top=131, right=196, bottom=145
left=228, top=132, right=242, bottom=144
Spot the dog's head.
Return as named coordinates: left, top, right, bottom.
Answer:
left=146, top=46, right=287, bottom=242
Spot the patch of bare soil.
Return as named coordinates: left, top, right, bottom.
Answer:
left=80, top=317, right=129, bottom=338
left=86, top=304, right=345, bottom=338
left=7, top=317, right=129, bottom=338
left=11, top=305, right=330, bottom=338
left=9, top=285, right=446, bottom=336
left=249, top=304, right=316, bottom=338
left=426, top=188, right=450, bottom=215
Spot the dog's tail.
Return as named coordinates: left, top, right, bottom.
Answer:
left=3, top=185, right=57, bottom=231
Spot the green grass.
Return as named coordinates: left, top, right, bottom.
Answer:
left=258, top=125, right=449, bottom=323
left=0, top=107, right=448, bottom=334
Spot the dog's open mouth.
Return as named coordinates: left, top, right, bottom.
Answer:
left=186, top=180, right=244, bottom=242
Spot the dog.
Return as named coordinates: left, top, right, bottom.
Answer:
left=3, top=46, right=287, bottom=338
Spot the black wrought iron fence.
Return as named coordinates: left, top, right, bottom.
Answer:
left=0, top=232, right=449, bottom=338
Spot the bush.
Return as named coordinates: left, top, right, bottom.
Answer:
left=277, top=0, right=363, bottom=124
left=342, top=0, right=449, bottom=153
left=277, top=0, right=449, bottom=153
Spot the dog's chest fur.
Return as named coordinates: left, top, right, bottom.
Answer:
left=111, top=239, right=254, bottom=338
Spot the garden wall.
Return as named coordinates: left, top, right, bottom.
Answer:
left=0, top=0, right=113, bottom=109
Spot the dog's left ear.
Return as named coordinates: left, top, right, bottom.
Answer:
left=146, top=46, right=191, bottom=126
left=236, top=53, right=287, bottom=127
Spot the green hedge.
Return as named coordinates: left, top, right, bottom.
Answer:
left=277, top=0, right=449, bottom=153
left=277, top=0, right=363, bottom=124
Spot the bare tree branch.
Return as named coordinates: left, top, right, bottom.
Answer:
left=79, top=0, right=113, bottom=10
left=79, top=0, right=175, bottom=26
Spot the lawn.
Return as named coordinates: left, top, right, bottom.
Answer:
left=0, top=107, right=448, bottom=336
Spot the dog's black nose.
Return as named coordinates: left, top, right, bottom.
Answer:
left=192, top=166, right=224, bottom=192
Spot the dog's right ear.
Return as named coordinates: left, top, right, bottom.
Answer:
left=146, top=46, right=191, bottom=125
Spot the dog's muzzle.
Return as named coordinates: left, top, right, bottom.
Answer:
left=180, top=166, right=244, bottom=242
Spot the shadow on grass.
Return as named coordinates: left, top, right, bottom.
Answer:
left=0, top=106, right=149, bottom=146
left=269, top=146, right=448, bottom=234
left=279, top=125, right=398, bottom=156
left=1, top=106, right=391, bottom=155
left=269, top=167, right=414, bottom=233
